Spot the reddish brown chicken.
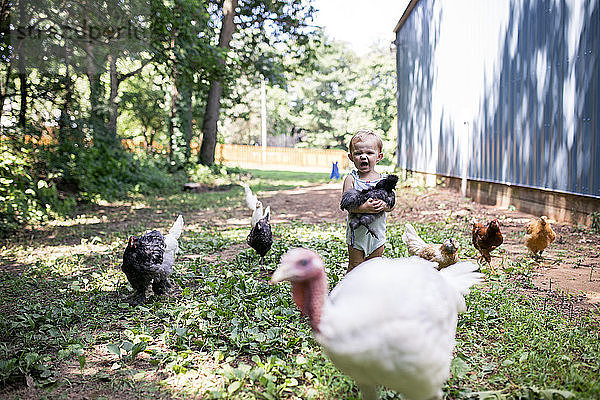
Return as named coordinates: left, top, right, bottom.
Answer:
left=472, top=219, right=503, bottom=268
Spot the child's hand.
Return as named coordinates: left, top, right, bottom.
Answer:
left=363, top=198, right=386, bottom=213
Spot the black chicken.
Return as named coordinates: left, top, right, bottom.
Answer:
left=340, top=174, right=398, bottom=246
left=246, top=212, right=272, bottom=265
left=121, top=215, right=184, bottom=305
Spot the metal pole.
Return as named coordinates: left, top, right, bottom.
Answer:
left=261, top=76, right=267, bottom=165
left=462, top=121, right=470, bottom=197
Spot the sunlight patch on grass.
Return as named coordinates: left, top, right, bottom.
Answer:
left=1, top=239, right=122, bottom=267
left=159, top=354, right=224, bottom=398
left=47, top=215, right=109, bottom=227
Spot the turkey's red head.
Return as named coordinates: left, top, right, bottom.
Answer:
left=271, top=248, right=324, bottom=284
left=271, top=248, right=328, bottom=331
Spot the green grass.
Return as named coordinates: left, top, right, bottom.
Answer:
left=244, top=169, right=331, bottom=185
left=0, top=171, right=599, bottom=399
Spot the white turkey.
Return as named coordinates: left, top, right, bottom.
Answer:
left=270, top=248, right=483, bottom=400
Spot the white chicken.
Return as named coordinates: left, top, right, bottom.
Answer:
left=271, top=248, right=483, bottom=400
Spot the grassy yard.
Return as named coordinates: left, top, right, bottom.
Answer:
left=0, top=170, right=599, bottom=399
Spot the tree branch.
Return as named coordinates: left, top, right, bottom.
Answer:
left=118, top=57, right=154, bottom=83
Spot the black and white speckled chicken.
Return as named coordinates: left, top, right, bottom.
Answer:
left=340, top=174, right=398, bottom=246
left=242, top=183, right=273, bottom=264
left=121, top=215, right=184, bottom=305
left=247, top=210, right=272, bottom=265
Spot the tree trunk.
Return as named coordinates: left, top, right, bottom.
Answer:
left=183, top=88, right=192, bottom=162
left=107, top=51, right=119, bottom=141
left=149, top=128, right=156, bottom=153
left=0, top=52, right=12, bottom=125
left=17, top=53, right=26, bottom=128
left=168, top=33, right=179, bottom=163
left=0, top=2, right=11, bottom=117
left=86, top=41, right=107, bottom=138
left=17, top=0, right=27, bottom=128
left=198, top=0, right=237, bottom=166
left=58, top=43, right=72, bottom=137
left=168, top=82, right=179, bottom=162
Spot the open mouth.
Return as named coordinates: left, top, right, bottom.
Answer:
left=360, top=160, right=369, bottom=167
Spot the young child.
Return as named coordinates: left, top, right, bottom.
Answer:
left=342, top=129, right=393, bottom=272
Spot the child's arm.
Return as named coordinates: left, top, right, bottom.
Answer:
left=342, top=174, right=354, bottom=195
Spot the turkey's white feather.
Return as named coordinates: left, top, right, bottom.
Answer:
left=317, top=256, right=481, bottom=400
left=439, top=259, right=482, bottom=312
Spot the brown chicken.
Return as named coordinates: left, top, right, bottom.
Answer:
left=472, top=219, right=503, bottom=268
left=524, top=216, right=556, bottom=258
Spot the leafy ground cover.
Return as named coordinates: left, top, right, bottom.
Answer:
left=0, top=170, right=599, bottom=399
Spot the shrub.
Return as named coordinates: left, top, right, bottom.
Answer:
left=0, top=131, right=183, bottom=234
left=0, top=139, right=75, bottom=235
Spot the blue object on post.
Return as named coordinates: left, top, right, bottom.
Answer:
left=330, top=161, right=340, bottom=180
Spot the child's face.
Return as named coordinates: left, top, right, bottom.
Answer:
left=348, top=137, right=383, bottom=173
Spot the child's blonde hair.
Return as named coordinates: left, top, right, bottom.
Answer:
left=348, top=129, right=383, bottom=154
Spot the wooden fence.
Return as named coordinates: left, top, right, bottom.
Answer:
left=215, top=143, right=350, bottom=172
left=120, top=139, right=350, bottom=172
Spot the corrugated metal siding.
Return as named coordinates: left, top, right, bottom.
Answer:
left=395, top=0, right=600, bottom=198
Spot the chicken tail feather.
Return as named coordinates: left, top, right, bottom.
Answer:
left=242, top=183, right=258, bottom=210
left=401, top=222, right=427, bottom=252
left=164, top=215, right=184, bottom=254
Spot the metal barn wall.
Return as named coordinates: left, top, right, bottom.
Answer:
left=395, top=0, right=600, bottom=198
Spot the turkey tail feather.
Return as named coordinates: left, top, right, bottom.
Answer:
left=439, top=261, right=483, bottom=312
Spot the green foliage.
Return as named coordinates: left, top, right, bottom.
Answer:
left=48, top=138, right=182, bottom=201
left=186, top=163, right=245, bottom=186
left=0, top=129, right=187, bottom=234
left=591, top=212, right=600, bottom=233
left=0, top=138, right=75, bottom=234
left=119, top=72, right=168, bottom=150
left=448, top=280, right=599, bottom=399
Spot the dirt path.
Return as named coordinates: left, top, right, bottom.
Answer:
left=249, top=182, right=599, bottom=312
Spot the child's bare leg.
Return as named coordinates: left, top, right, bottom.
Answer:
left=365, top=244, right=384, bottom=261
left=347, top=246, right=365, bottom=273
